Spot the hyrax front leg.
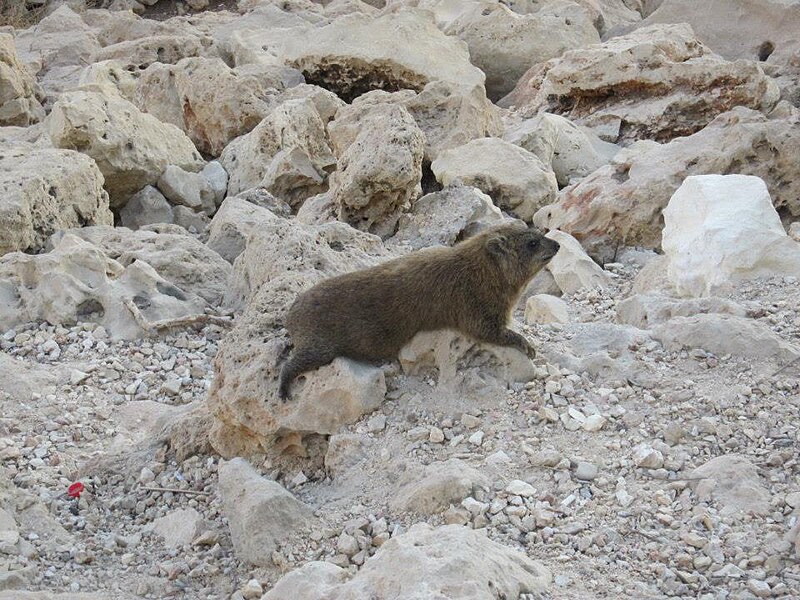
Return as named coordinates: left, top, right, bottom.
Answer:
left=468, top=319, right=537, bottom=359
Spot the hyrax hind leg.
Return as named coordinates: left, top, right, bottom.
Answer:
left=278, top=345, right=337, bottom=401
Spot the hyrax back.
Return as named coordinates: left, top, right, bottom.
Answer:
left=278, top=223, right=560, bottom=399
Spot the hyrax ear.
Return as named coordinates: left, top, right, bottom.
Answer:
left=486, top=235, right=509, bottom=257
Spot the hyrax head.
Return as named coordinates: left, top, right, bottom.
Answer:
left=483, top=223, right=560, bottom=283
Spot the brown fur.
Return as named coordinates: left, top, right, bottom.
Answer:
left=278, top=223, right=560, bottom=399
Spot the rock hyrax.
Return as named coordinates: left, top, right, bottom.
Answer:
left=279, top=223, right=560, bottom=399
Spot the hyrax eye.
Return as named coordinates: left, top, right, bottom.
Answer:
left=527, top=239, right=539, bottom=250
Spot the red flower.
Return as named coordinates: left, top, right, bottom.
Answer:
left=67, top=482, right=85, bottom=499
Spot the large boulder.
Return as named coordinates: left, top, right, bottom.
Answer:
left=534, top=107, right=800, bottom=255
left=210, top=4, right=318, bottom=69
left=444, top=1, right=600, bottom=100
left=329, top=102, right=425, bottom=237
left=504, top=112, right=618, bottom=187
left=12, top=6, right=101, bottom=106
left=324, top=82, right=501, bottom=163
left=0, top=144, right=112, bottom=256
left=662, top=175, right=800, bottom=297
left=263, top=524, right=551, bottom=599
left=0, top=234, right=206, bottom=340
left=0, top=34, right=44, bottom=126
left=219, top=98, right=335, bottom=207
left=278, top=10, right=486, bottom=101
left=135, top=57, right=298, bottom=156
left=218, top=458, right=318, bottom=567
left=92, top=35, right=207, bottom=72
left=45, top=88, right=204, bottom=208
left=207, top=218, right=392, bottom=459
left=431, top=138, right=557, bottom=222
left=53, top=225, right=232, bottom=307
left=639, top=0, right=800, bottom=65
left=500, top=23, right=779, bottom=144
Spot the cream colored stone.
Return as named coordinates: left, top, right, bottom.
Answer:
left=220, top=98, right=335, bottom=207
left=0, top=234, right=206, bottom=340
left=0, top=144, right=112, bottom=255
left=534, top=107, right=800, bottom=255
left=545, top=230, right=611, bottom=294
left=444, top=0, right=599, bottom=99
left=207, top=218, right=391, bottom=459
left=329, top=103, right=424, bottom=237
left=264, top=524, right=551, bottom=599
left=501, top=23, right=779, bottom=144
left=0, top=34, right=44, bottom=126
left=279, top=10, right=486, bottom=101
left=46, top=88, right=204, bottom=207
left=431, top=138, right=557, bottom=222
left=135, top=57, right=297, bottom=156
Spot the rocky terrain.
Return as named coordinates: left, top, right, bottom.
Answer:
left=1, top=0, right=800, bottom=599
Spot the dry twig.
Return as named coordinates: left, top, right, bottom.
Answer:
left=123, top=299, right=233, bottom=335
left=140, top=486, right=210, bottom=496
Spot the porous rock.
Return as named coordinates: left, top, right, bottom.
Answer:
left=640, top=0, right=800, bottom=65
left=53, top=225, right=231, bottom=306
left=501, top=23, right=779, bottom=144
left=77, top=60, right=138, bottom=103
left=390, top=185, right=508, bottom=251
left=264, top=524, right=551, bottom=599
left=399, top=330, right=537, bottom=388
left=0, top=234, right=206, bottom=340
left=326, top=82, right=501, bottom=164
left=92, top=34, right=206, bottom=72
left=278, top=10, right=486, bottom=102
left=210, top=4, right=318, bottom=69
left=329, top=102, right=424, bottom=237
left=504, top=112, right=618, bottom=187
left=207, top=218, right=391, bottom=459
left=219, top=98, right=335, bottom=207
left=46, top=88, right=204, bottom=207
left=135, top=57, right=295, bottom=156
left=662, top=175, right=800, bottom=297
left=0, top=34, right=45, bottom=126
left=0, top=144, right=113, bottom=256
left=534, top=107, right=800, bottom=255
left=431, top=138, right=557, bottom=222
left=207, top=196, right=279, bottom=263
left=218, top=458, right=317, bottom=567
left=444, top=0, right=600, bottom=100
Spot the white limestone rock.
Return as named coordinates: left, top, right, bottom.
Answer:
left=662, top=174, right=800, bottom=297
